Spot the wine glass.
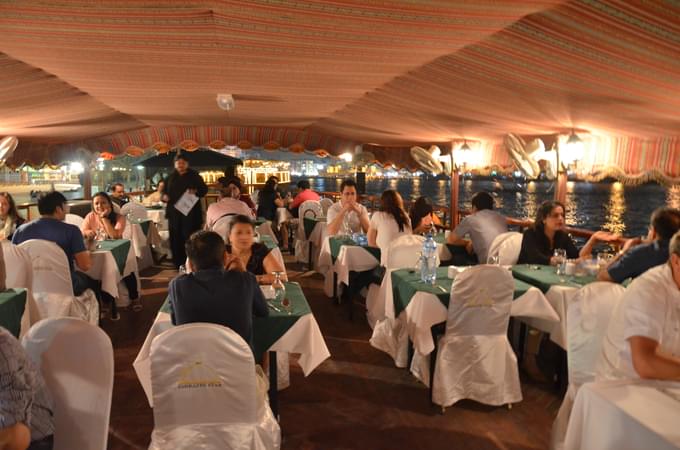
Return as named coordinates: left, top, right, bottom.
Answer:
left=554, top=249, right=567, bottom=277
left=272, top=271, right=286, bottom=308
left=281, top=297, right=292, bottom=315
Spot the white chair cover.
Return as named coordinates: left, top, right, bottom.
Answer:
left=120, top=201, right=149, bottom=221
left=295, top=200, right=323, bottom=262
left=432, top=265, right=522, bottom=407
left=18, top=239, right=99, bottom=323
left=18, top=239, right=74, bottom=296
left=551, top=282, right=626, bottom=450
left=22, top=318, right=114, bottom=450
left=2, top=242, right=37, bottom=336
left=319, top=198, right=333, bottom=216
left=64, top=213, right=84, bottom=227
left=211, top=214, right=236, bottom=242
left=149, top=323, right=280, bottom=450
left=487, top=231, right=523, bottom=265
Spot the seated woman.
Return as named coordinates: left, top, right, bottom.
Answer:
left=226, top=214, right=286, bottom=284
left=518, top=200, right=617, bottom=265
left=81, top=192, right=125, bottom=239
left=81, top=192, right=141, bottom=310
left=409, top=197, right=442, bottom=235
left=0, top=192, right=25, bottom=240
left=368, top=190, right=412, bottom=265
left=143, top=180, right=165, bottom=206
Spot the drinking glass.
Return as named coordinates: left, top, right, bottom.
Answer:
left=272, top=271, right=286, bottom=310
left=554, top=249, right=567, bottom=275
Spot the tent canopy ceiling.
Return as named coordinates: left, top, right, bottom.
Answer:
left=0, top=0, right=679, bottom=174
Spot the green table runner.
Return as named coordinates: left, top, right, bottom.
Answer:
left=145, top=205, right=164, bottom=210
left=255, top=217, right=266, bottom=226
left=304, top=217, right=325, bottom=240
left=95, top=239, right=131, bottom=275
left=259, top=234, right=277, bottom=250
left=392, top=267, right=532, bottom=317
left=160, top=282, right=310, bottom=358
left=329, top=236, right=381, bottom=264
left=0, top=289, right=27, bottom=338
left=511, top=264, right=596, bottom=293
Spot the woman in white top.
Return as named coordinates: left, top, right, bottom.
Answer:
left=368, top=190, right=411, bottom=264
left=326, top=178, right=370, bottom=235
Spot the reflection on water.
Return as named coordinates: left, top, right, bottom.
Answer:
left=296, top=176, right=675, bottom=238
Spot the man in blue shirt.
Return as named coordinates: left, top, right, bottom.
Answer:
left=12, top=191, right=96, bottom=297
left=168, top=230, right=268, bottom=353
left=598, top=207, right=680, bottom=283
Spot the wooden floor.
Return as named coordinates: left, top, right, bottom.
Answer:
left=103, top=255, right=561, bottom=450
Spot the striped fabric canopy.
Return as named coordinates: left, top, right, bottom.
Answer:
left=0, top=0, right=678, bottom=177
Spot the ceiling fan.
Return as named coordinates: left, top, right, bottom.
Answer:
left=410, top=145, right=443, bottom=175
left=0, top=136, right=18, bottom=164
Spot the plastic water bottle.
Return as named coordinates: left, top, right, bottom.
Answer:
left=420, top=233, right=438, bottom=284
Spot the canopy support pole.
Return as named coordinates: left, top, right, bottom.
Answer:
left=554, top=146, right=567, bottom=205
left=82, top=168, right=92, bottom=200
left=450, top=168, right=459, bottom=229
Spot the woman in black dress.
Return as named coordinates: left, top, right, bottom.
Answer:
left=164, top=152, right=208, bottom=268
left=225, top=214, right=285, bottom=284
left=518, top=200, right=616, bottom=265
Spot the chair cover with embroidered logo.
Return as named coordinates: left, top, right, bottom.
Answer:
left=18, top=239, right=98, bottom=324
left=64, top=213, right=84, bottom=228
left=149, top=323, right=280, bottom=450
left=432, top=265, right=522, bottom=407
left=487, top=231, right=523, bottom=265
left=551, top=282, right=626, bottom=450
left=22, top=318, right=114, bottom=450
left=121, top=201, right=149, bottom=221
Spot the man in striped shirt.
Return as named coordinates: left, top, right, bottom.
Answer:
left=0, top=327, right=54, bottom=450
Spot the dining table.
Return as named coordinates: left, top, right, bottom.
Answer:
left=0, top=288, right=27, bottom=338
left=133, top=281, right=330, bottom=418
left=511, top=264, right=600, bottom=349
left=85, top=238, right=140, bottom=303
left=369, top=266, right=556, bottom=378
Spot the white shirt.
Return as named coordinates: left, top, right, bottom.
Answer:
left=453, top=209, right=507, bottom=263
left=597, top=264, right=680, bottom=380
left=369, top=211, right=412, bottom=265
left=326, top=202, right=369, bottom=235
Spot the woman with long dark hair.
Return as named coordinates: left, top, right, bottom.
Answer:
left=81, top=192, right=125, bottom=239
left=368, top=190, right=411, bottom=265
left=409, top=196, right=441, bottom=235
left=518, top=200, right=616, bottom=265
left=0, top=192, right=25, bottom=240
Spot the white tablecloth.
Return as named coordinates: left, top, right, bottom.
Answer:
left=275, top=207, right=293, bottom=226
left=565, top=380, right=680, bottom=450
left=146, top=208, right=167, bottom=230
left=255, top=221, right=278, bottom=245
left=370, top=275, right=557, bottom=369
left=84, top=241, right=139, bottom=300
left=317, top=237, right=380, bottom=298
left=522, top=284, right=578, bottom=349
left=133, top=309, right=331, bottom=407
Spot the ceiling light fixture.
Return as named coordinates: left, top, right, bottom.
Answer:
left=216, top=94, right=235, bottom=111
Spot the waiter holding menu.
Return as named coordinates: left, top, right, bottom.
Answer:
left=163, top=152, right=208, bottom=269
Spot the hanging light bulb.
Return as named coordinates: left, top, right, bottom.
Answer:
left=216, top=94, right=235, bottom=111
left=562, top=130, right=583, bottom=164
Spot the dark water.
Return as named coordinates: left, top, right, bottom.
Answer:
left=293, top=176, right=680, bottom=238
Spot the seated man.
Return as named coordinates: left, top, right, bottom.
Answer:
left=446, top=191, right=507, bottom=264
left=326, top=178, right=369, bottom=236
left=168, top=230, right=268, bottom=351
left=598, top=206, right=680, bottom=283
left=288, top=179, right=320, bottom=218
left=597, top=230, right=680, bottom=381
left=205, top=177, right=254, bottom=229
left=109, top=182, right=129, bottom=208
left=0, top=327, right=55, bottom=450
left=12, top=191, right=96, bottom=298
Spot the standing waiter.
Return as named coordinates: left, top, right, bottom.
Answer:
left=163, top=152, right=208, bottom=268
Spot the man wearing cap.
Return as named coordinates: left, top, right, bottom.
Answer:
left=205, top=176, right=254, bottom=229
